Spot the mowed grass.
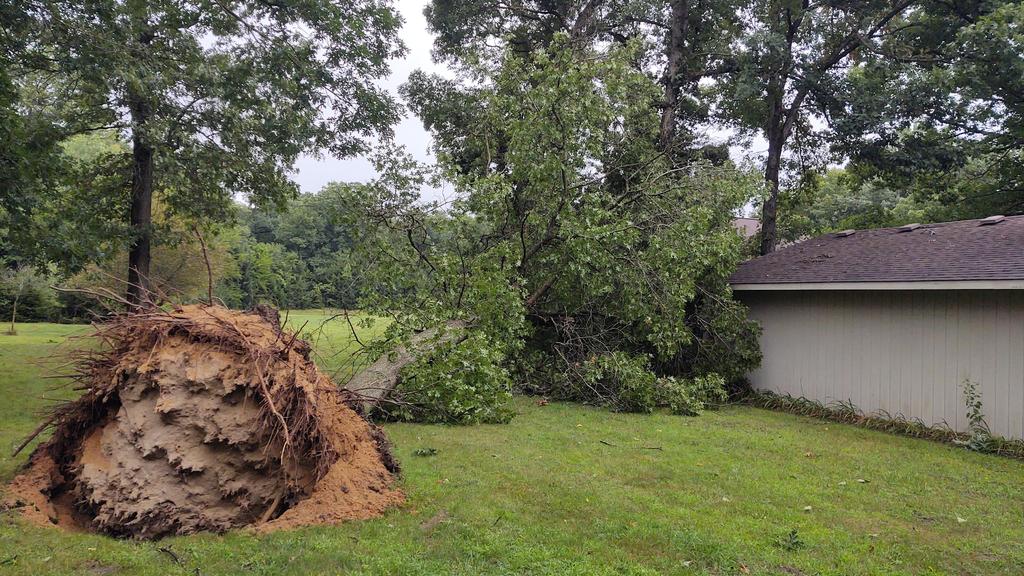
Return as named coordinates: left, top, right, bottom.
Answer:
left=282, top=308, right=391, bottom=380
left=1, top=313, right=1023, bottom=575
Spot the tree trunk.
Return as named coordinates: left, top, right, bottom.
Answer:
left=659, top=0, right=689, bottom=151
left=344, top=320, right=468, bottom=414
left=759, top=52, right=791, bottom=256
left=125, top=22, right=155, bottom=308
left=570, top=0, right=602, bottom=39
left=126, top=93, right=154, bottom=307
left=8, top=292, right=18, bottom=335
left=760, top=125, right=784, bottom=255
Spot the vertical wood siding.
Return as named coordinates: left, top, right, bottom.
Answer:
left=739, top=290, right=1024, bottom=439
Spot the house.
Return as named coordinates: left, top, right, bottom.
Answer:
left=730, top=215, right=1024, bottom=440
left=732, top=217, right=760, bottom=240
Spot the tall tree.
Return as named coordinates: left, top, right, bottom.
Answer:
left=0, top=2, right=68, bottom=249
left=658, top=0, right=740, bottom=155
left=717, top=0, right=916, bottom=254
left=420, top=0, right=741, bottom=162
left=831, top=1, right=1024, bottom=218
left=8, top=0, right=404, bottom=305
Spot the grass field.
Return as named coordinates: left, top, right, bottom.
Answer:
left=1, top=312, right=1023, bottom=575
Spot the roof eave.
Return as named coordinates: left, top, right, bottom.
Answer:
left=731, top=280, right=1024, bottom=291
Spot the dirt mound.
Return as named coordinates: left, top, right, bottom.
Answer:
left=3, top=305, right=403, bottom=539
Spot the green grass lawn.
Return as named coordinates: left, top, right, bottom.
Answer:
left=1, top=313, right=1023, bottom=575
left=281, top=308, right=391, bottom=380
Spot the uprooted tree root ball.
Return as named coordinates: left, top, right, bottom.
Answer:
left=3, top=305, right=403, bottom=539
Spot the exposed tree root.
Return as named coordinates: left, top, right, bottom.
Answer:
left=3, top=304, right=403, bottom=539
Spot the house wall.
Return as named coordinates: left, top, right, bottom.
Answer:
left=737, top=290, right=1024, bottom=439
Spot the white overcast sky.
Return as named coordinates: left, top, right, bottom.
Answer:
left=291, top=0, right=451, bottom=200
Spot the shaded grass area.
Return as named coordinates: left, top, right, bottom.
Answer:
left=2, top=315, right=1023, bottom=575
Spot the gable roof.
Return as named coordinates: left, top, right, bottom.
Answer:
left=730, top=215, right=1024, bottom=289
left=732, top=217, right=760, bottom=240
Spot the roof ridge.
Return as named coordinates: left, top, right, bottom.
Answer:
left=844, top=213, right=1024, bottom=234
left=731, top=214, right=1024, bottom=285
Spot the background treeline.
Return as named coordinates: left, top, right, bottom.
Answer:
left=1, top=153, right=999, bottom=323
left=223, top=183, right=366, bottom=311
left=1, top=182, right=373, bottom=321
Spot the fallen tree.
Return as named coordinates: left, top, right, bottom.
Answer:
left=335, top=38, right=762, bottom=421
left=344, top=319, right=468, bottom=414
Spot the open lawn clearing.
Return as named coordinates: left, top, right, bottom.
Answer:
left=1, top=314, right=1022, bottom=575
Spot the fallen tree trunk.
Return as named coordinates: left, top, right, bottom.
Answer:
left=343, top=320, right=469, bottom=413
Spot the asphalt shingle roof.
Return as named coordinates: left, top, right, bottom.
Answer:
left=730, top=215, right=1024, bottom=285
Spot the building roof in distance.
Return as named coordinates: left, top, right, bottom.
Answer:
left=732, top=217, right=760, bottom=240
left=730, top=215, right=1024, bottom=286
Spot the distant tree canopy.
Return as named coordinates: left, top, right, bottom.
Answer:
left=776, top=168, right=951, bottom=242
left=2, top=0, right=405, bottom=304
left=832, top=1, right=1024, bottom=220
left=222, top=182, right=372, bottom=310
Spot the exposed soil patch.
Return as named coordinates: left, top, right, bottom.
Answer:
left=3, top=305, right=403, bottom=539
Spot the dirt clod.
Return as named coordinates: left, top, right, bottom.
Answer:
left=4, top=305, right=402, bottom=539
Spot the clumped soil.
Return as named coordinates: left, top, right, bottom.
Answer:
left=3, top=305, right=403, bottom=539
